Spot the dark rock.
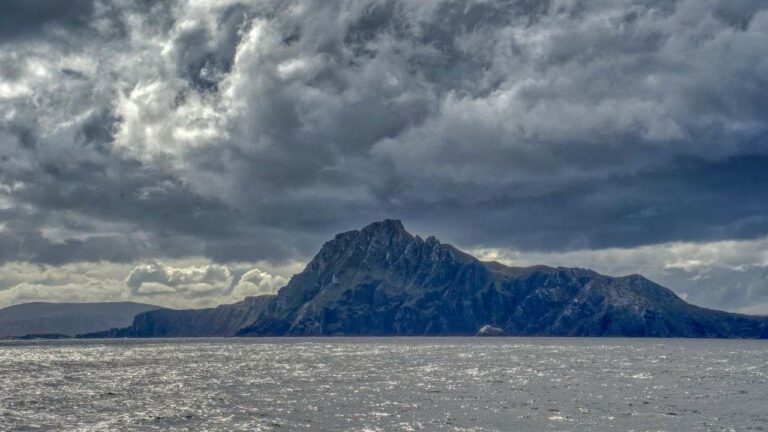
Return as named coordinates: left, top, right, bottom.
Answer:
left=238, top=220, right=768, bottom=338
left=78, top=295, right=274, bottom=338
left=92, top=220, right=768, bottom=339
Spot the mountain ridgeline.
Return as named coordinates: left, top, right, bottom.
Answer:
left=0, top=302, right=162, bottom=338
left=90, top=220, right=768, bottom=339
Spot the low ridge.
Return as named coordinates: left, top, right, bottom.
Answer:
left=0, top=302, right=162, bottom=338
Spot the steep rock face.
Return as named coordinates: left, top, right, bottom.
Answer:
left=89, top=220, right=768, bottom=338
left=238, top=220, right=768, bottom=338
left=240, top=220, right=499, bottom=335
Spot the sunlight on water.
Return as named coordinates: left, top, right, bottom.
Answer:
left=0, top=338, right=766, bottom=431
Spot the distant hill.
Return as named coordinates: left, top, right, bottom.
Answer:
left=89, top=220, right=768, bottom=339
left=82, top=296, right=272, bottom=339
left=0, top=302, right=162, bottom=338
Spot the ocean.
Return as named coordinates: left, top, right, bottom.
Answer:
left=0, top=338, right=765, bottom=431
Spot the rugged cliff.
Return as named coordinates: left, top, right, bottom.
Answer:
left=87, top=220, right=768, bottom=338
left=238, top=220, right=767, bottom=337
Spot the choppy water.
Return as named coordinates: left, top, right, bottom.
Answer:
left=0, top=338, right=766, bottom=431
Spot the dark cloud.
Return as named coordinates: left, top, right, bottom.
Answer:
left=0, top=0, right=95, bottom=42
left=168, top=3, right=255, bottom=91
left=412, top=153, right=768, bottom=252
left=1, top=0, right=768, bottom=271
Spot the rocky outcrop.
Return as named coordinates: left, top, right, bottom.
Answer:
left=237, top=220, right=767, bottom=338
left=79, top=295, right=273, bottom=338
left=90, top=220, right=768, bottom=338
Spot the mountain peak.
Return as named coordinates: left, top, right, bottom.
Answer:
left=90, top=220, right=768, bottom=339
left=360, top=219, right=407, bottom=235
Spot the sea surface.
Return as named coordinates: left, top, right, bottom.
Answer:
left=0, top=338, right=766, bottom=431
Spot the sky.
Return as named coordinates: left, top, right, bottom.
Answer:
left=1, top=0, right=767, bottom=313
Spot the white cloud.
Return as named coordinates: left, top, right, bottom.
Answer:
left=0, top=259, right=291, bottom=309
left=230, top=268, right=287, bottom=299
left=472, top=236, right=768, bottom=276
left=126, top=262, right=233, bottom=295
left=0, top=262, right=131, bottom=307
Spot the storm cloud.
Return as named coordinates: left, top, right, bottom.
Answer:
left=1, top=0, right=767, bottom=310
